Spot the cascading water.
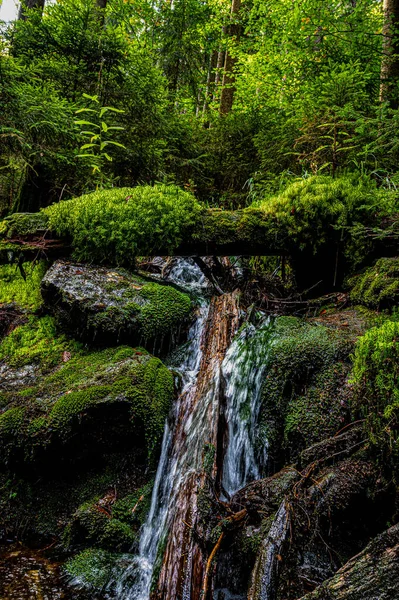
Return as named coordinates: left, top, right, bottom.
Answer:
left=113, top=259, right=277, bottom=600
left=221, top=318, right=274, bottom=498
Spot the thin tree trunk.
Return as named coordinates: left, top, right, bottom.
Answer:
left=18, top=0, right=45, bottom=21
left=380, top=0, right=399, bottom=106
left=220, top=0, right=241, bottom=115
left=203, top=51, right=218, bottom=114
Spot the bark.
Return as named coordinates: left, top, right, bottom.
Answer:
left=380, top=0, right=399, bottom=106
left=18, top=0, right=45, bottom=21
left=219, top=0, right=241, bottom=115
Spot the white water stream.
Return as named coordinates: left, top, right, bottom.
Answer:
left=221, top=318, right=273, bottom=498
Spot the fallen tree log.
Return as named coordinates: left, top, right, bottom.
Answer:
left=1, top=208, right=397, bottom=292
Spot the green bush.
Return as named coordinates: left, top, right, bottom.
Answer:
left=43, top=184, right=202, bottom=266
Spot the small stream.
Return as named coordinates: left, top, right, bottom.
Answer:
left=0, top=544, right=101, bottom=600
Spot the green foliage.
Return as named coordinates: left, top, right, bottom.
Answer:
left=0, top=261, right=47, bottom=309
left=348, top=258, right=399, bottom=311
left=0, top=315, right=81, bottom=369
left=351, top=319, right=399, bottom=478
left=43, top=184, right=202, bottom=265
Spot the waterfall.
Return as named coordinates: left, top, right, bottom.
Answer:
left=221, top=318, right=273, bottom=498
left=114, top=259, right=276, bottom=600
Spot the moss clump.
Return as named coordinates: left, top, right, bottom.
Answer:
left=348, top=257, right=399, bottom=311
left=351, top=319, right=399, bottom=479
left=65, top=480, right=153, bottom=551
left=86, top=279, right=192, bottom=342
left=0, top=261, right=47, bottom=310
left=260, top=316, right=353, bottom=462
left=43, top=184, right=202, bottom=266
left=138, top=282, right=192, bottom=339
left=252, top=174, right=385, bottom=256
left=0, top=315, right=82, bottom=369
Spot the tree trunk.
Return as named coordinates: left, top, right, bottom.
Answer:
left=380, top=0, right=399, bottom=106
left=203, top=51, right=218, bottom=114
left=18, top=0, right=45, bottom=21
left=219, top=0, right=241, bottom=115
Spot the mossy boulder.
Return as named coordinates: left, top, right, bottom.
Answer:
left=41, top=260, right=192, bottom=351
left=260, top=310, right=372, bottom=468
left=0, top=316, right=174, bottom=467
left=348, top=257, right=399, bottom=310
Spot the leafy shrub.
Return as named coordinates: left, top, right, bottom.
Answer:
left=43, top=184, right=202, bottom=266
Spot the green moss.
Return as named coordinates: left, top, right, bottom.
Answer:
left=348, top=257, right=399, bottom=310
left=252, top=174, right=384, bottom=258
left=43, top=184, right=202, bottom=266
left=351, top=319, right=399, bottom=479
left=284, top=362, right=349, bottom=450
left=0, top=261, right=47, bottom=310
left=64, top=480, right=153, bottom=552
left=65, top=548, right=119, bottom=588
left=0, top=406, right=26, bottom=436
left=0, top=315, right=82, bottom=369
left=138, top=282, right=192, bottom=339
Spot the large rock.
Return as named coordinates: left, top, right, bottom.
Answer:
left=41, top=260, right=192, bottom=351
left=299, top=524, right=399, bottom=600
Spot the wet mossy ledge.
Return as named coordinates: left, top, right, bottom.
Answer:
left=0, top=315, right=174, bottom=467
left=41, top=260, right=193, bottom=349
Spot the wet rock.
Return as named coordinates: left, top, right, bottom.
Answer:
left=41, top=260, right=192, bottom=351
left=299, top=524, right=399, bottom=600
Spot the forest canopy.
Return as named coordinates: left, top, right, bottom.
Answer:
left=1, top=0, right=399, bottom=215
